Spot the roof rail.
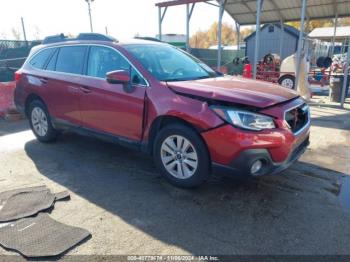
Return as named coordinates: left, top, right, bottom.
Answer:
left=134, top=36, right=162, bottom=42
left=42, top=34, right=67, bottom=44
left=42, top=33, right=118, bottom=45
left=77, top=33, right=117, bottom=42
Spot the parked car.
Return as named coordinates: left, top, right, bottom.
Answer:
left=278, top=54, right=297, bottom=89
left=14, top=33, right=310, bottom=188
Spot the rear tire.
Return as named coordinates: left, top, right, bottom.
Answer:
left=28, top=100, right=58, bottom=143
left=153, top=124, right=210, bottom=188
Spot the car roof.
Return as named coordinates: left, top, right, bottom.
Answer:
left=28, top=38, right=170, bottom=58
left=38, top=38, right=165, bottom=48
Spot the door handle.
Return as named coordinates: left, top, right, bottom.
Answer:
left=80, top=86, right=92, bottom=94
left=68, top=85, right=79, bottom=93
left=39, top=77, right=48, bottom=84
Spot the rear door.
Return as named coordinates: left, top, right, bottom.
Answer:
left=79, top=45, right=147, bottom=141
left=44, top=45, right=87, bottom=124
left=23, top=47, right=57, bottom=109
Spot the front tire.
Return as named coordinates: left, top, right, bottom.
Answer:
left=28, top=100, right=58, bottom=143
left=153, top=124, right=210, bottom=188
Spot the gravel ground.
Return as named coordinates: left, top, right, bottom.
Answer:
left=0, top=101, right=349, bottom=258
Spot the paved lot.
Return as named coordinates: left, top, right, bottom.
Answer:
left=0, top=102, right=350, bottom=256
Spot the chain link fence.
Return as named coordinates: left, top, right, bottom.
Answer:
left=190, top=48, right=245, bottom=75
left=0, top=40, right=41, bottom=82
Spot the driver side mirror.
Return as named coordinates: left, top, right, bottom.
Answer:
left=106, top=70, right=130, bottom=84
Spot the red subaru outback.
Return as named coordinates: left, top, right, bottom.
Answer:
left=15, top=33, right=310, bottom=188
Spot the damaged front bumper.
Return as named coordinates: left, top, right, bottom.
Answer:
left=212, top=135, right=310, bottom=176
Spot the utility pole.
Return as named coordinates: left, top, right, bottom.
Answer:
left=85, top=0, right=94, bottom=32
left=21, top=17, right=27, bottom=42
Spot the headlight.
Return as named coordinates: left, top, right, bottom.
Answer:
left=210, top=106, right=276, bottom=131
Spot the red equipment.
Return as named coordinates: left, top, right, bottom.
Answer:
left=256, top=53, right=281, bottom=83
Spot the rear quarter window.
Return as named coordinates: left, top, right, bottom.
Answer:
left=29, top=48, right=56, bottom=69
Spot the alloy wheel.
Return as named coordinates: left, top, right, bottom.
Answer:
left=160, top=135, right=198, bottom=179
left=31, top=107, right=48, bottom=137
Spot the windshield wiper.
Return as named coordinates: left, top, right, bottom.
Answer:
left=193, top=75, right=213, bottom=80
left=164, top=75, right=213, bottom=82
left=163, top=78, right=187, bottom=82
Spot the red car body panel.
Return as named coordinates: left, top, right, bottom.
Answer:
left=167, top=76, right=299, bottom=108
left=19, top=69, right=82, bottom=124
left=45, top=73, right=83, bottom=124
left=77, top=77, right=146, bottom=140
left=143, top=82, right=225, bottom=138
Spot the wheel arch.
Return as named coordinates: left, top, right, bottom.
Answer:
left=25, top=93, right=47, bottom=118
left=146, top=115, right=210, bottom=159
left=278, top=74, right=295, bottom=83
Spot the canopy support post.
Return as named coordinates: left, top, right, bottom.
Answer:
left=341, top=37, right=350, bottom=108
left=330, top=14, right=338, bottom=56
left=158, top=6, right=167, bottom=41
left=235, top=22, right=240, bottom=52
left=217, top=0, right=226, bottom=71
left=158, top=7, right=162, bottom=41
left=295, top=0, right=307, bottom=90
left=186, top=3, right=195, bottom=52
left=186, top=4, right=190, bottom=52
left=253, top=0, right=263, bottom=79
left=279, top=20, right=284, bottom=59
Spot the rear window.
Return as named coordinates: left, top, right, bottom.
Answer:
left=55, top=46, right=87, bottom=75
left=29, top=48, right=56, bottom=69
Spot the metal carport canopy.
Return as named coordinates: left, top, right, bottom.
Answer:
left=225, top=0, right=350, bottom=25
left=156, top=0, right=350, bottom=25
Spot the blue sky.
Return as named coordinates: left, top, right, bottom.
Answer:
left=0, top=0, right=237, bottom=40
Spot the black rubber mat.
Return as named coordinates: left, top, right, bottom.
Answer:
left=0, top=186, right=70, bottom=222
left=0, top=213, right=90, bottom=257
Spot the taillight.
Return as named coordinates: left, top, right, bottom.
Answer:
left=14, top=71, right=22, bottom=83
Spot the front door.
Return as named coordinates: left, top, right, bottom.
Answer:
left=79, top=46, right=147, bottom=141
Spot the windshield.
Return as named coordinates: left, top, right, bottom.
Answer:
left=124, top=44, right=217, bottom=82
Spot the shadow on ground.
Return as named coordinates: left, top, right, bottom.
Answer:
left=310, top=107, right=350, bottom=131
left=0, top=119, right=29, bottom=136
left=23, top=131, right=350, bottom=254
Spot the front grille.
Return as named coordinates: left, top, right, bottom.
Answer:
left=285, top=104, right=309, bottom=134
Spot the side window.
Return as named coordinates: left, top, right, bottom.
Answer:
left=87, top=46, right=146, bottom=85
left=45, top=49, right=59, bottom=71
left=29, top=48, right=56, bottom=69
left=87, top=46, right=129, bottom=78
left=56, top=46, right=87, bottom=74
left=130, top=67, right=147, bottom=86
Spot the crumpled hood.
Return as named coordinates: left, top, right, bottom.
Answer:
left=167, top=76, right=299, bottom=108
